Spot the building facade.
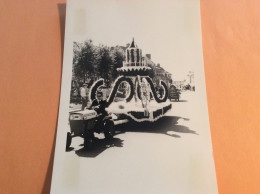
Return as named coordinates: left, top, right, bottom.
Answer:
left=143, top=54, right=172, bottom=87
left=172, top=80, right=185, bottom=90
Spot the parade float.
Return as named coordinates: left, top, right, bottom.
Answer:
left=89, top=39, right=172, bottom=122
left=67, top=39, right=172, bottom=149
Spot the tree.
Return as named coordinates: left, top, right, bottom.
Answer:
left=73, top=42, right=82, bottom=66
left=72, top=42, right=82, bottom=81
left=96, top=45, right=114, bottom=87
left=73, top=40, right=96, bottom=83
left=112, top=46, right=124, bottom=80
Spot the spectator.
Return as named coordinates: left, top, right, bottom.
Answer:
left=80, top=83, right=89, bottom=110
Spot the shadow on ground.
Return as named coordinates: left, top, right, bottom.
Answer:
left=75, top=137, right=124, bottom=158
left=73, top=116, right=197, bottom=158
left=171, top=100, right=188, bottom=102
left=117, top=116, right=197, bottom=138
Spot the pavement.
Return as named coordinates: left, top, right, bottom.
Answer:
left=57, top=91, right=217, bottom=194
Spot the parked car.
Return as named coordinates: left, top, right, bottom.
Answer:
left=168, top=85, right=181, bottom=101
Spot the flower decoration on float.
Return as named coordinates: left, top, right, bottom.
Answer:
left=89, top=38, right=172, bottom=122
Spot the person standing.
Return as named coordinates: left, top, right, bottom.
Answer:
left=80, top=83, right=88, bottom=110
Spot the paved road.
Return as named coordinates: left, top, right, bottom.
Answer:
left=61, top=91, right=217, bottom=194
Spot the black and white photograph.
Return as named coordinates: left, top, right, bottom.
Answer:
left=51, top=0, right=218, bottom=193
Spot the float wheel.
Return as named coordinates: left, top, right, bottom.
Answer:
left=66, top=132, right=72, bottom=149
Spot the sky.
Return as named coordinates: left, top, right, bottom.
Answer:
left=71, top=0, right=203, bottom=80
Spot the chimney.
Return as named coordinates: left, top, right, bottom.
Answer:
left=126, top=43, right=130, bottom=47
left=146, top=54, right=151, bottom=60
left=157, top=63, right=160, bottom=67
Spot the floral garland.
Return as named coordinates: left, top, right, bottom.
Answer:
left=120, top=103, right=172, bottom=123
left=106, top=76, right=134, bottom=107
left=89, top=78, right=104, bottom=102
left=89, top=76, right=134, bottom=107
left=145, top=77, right=168, bottom=103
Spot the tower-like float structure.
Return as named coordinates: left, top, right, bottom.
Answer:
left=89, top=39, right=172, bottom=122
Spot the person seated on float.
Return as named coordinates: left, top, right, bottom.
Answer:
left=90, top=91, right=108, bottom=116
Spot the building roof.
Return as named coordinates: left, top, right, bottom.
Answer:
left=143, top=56, right=171, bottom=75
left=144, top=56, right=156, bottom=66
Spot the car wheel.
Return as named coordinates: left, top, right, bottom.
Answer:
left=104, top=120, right=115, bottom=140
left=66, top=132, right=72, bottom=149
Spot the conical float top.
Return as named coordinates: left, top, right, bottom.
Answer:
left=117, top=38, right=151, bottom=76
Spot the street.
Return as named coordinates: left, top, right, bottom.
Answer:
left=61, top=91, right=217, bottom=194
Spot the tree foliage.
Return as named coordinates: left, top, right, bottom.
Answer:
left=96, top=45, right=114, bottom=86
left=72, top=40, right=156, bottom=87
left=73, top=40, right=96, bottom=83
left=112, top=46, right=125, bottom=79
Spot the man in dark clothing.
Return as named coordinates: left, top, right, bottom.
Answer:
left=90, top=91, right=107, bottom=116
left=90, top=91, right=108, bottom=132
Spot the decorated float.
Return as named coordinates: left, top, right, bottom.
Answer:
left=67, top=39, right=172, bottom=149
left=89, top=39, right=172, bottom=122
